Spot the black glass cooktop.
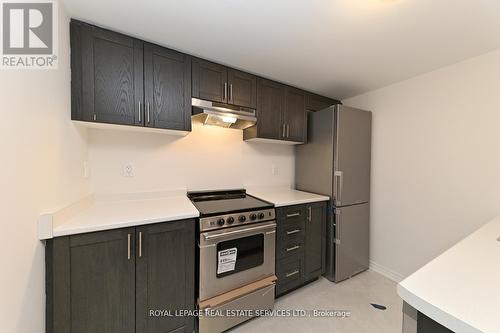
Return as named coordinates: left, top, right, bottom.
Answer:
left=187, top=189, right=273, bottom=217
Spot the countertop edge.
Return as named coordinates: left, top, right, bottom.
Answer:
left=39, top=189, right=197, bottom=240
left=52, top=212, right=199, bottom=238
left=397, top=284, right=482, bottom=333
left=247, top=188, right=330, bottom=207
left=272, top=197, right=330, bottom=207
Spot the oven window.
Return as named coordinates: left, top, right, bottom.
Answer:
left=216, top=234, right=264, bottom=278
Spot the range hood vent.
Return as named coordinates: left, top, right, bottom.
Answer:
left=191, top=98, right=257, bottom=130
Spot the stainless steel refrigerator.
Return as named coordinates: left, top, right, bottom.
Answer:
left=296, top=105, right=372, bottom=283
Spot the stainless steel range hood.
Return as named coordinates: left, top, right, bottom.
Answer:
left=191, top=98, right=257, bottom=130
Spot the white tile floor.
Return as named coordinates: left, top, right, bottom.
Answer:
left=232, top=270, right=403, bottom=333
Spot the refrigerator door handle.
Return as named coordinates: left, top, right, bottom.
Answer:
left=334, top=171, right=343, bottom=205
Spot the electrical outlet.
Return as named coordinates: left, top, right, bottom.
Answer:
left=123, top=163, right=135, bottom=177
left=83, top=161, right=90, bottom=179
left=271, top=164, right=278, bottom=176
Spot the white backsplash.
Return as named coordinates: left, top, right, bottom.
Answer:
left=88, top=123, right=295, bottom=194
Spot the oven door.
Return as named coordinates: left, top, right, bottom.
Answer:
left=199, top=221, right=276, bottom=301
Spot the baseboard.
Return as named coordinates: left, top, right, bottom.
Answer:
left=369, top=260, right=406, bottom=283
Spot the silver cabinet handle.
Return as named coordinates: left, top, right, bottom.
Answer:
left=286, top=245, right=300, bottom=252
left=286, top=270, right=299, bottom=278
left=334, top=171, right=343, bottom=205
left=308, top=206, right=312, bottom=222
left=282, top=123, right=286, bottom=138
left=229, top=84, right=233, bottom=102
left=146, top=102, right=151, bottom=124
left=223, top=82, right=228, bottom=102
left=286, top=124, right=290, bottom=138
left=138, top=231, right=143, bottom=258
left=138, top=101, right=142, bottom=122
left=286, top=212, right=300, bottom=218
left=127, top=233, right=131, bottom=260
left=286, top=229, right=301, bottom=235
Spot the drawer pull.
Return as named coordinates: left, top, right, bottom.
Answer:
left=286, top=212, right=300, bottom=218
left=286, top=229, right=301, bottom=235
left=286, top=270, right=299, bottom=278
left=286, top=245, right=300, bottom=252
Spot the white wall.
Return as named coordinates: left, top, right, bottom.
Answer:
left=344, top=49, right=500, bottom=280
left=0, top=3, right=90, bottom=332
left=87, top=125, right=295, bottom=194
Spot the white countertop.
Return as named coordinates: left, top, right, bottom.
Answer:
left=247, top=187, right=329, bottom=207
left=39, top=190, right=199, bottom=239
left=397, top=216, right=500, bottom=333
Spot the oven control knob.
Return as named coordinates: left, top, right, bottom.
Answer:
left=227, top=216, right=235, bottom=224
left=238, top=215, right=246, bottom=223
left=217, top=218, right=225, bottom=226
left=258, top=212, right=265, bottom=219
left=250, top=213, right=257, bottom=221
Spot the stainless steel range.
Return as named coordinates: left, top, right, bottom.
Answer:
left=188, top=189, right=277, bottom=333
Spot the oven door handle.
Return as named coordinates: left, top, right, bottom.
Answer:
left=203, top=223, right=276, bottom=241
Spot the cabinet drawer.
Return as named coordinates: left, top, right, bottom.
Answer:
left=277, top=205, right=306, bottom=228
left=277, top=238, right=304, bottom=261
left=276, top=256, right=304, bottom=296
left=278, top=223, right=304, bottom=241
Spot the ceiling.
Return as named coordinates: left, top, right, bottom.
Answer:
left=63, top=0, right=500, bottom=99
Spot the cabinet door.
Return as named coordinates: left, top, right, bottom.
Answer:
left=305, top=93, right=338, bottom=112
left=192, top=58, right=227, bottom=103
left=284, top=87, right=306, bottom=142
left=227, top=69, right=257, bottom=108
left=69, top=229, right=136, bottom=333
left=304, top=202, right=327, bottom=281
left=144, top=44, right=192, bottom=131
left=256, top=78, right=286, bottom=140
left=75, top=21, right=143, bottom=125
left=136, top=220, right=195, bottom=333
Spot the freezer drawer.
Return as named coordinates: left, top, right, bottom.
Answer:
left=334, top=203, right=369, bottom=282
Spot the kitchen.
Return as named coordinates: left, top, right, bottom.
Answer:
left=2, top=1, right=500, bottom=333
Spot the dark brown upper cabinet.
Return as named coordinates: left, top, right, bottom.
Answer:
left=71, top=20, right=143, bottom=126
left=70, top=20, right=191, bottom=132
left=244, top=78, right=286, bottom=141
left=244, top=79, right=306, bottom=143
left=227, top=69, right=257, bottom=108
left=305, top=92, right=340, bottom=112
left=144, top=44, right=192, bottom=131
left=284, top=87, right=306, bottom=142
left=70, top=19, right=341, bottom=140
left=192, top=59, right=227, bottom=103
left=192, top=58, right=257, bottom=109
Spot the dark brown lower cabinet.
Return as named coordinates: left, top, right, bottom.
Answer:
left=136, top=222, right=195, bottom=333
left=417, top=312, right=454, bottom=333
left=275, top=201, right=327, bottom=296
left=46, top=220, right=195, bottom=333
left=304, top=202, right=327, bottom=281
